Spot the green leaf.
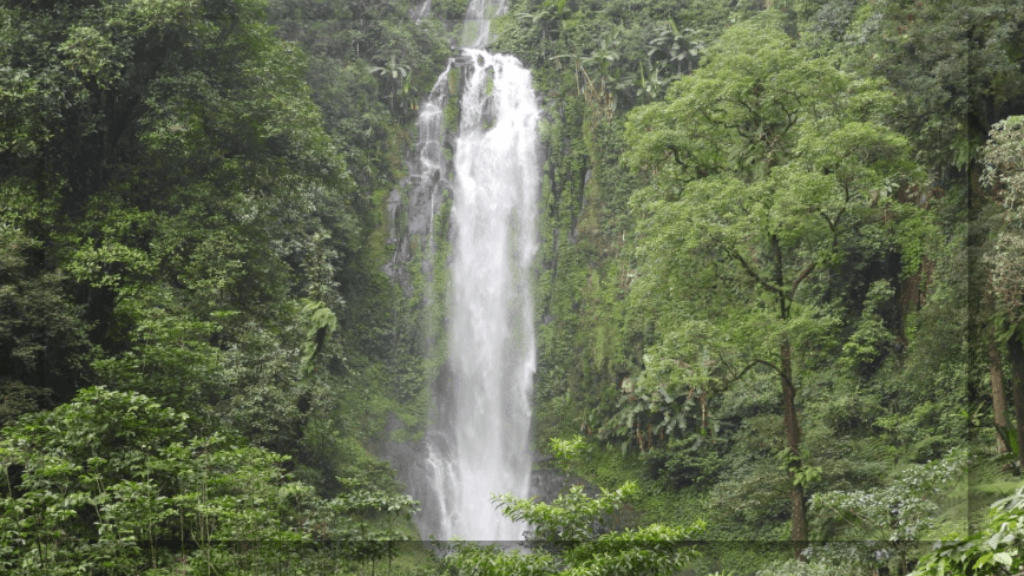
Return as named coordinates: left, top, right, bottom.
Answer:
left=994, top=552, right=1013, bottom=567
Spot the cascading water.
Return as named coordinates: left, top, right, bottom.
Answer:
left=409, top=0, right=540, bottom=542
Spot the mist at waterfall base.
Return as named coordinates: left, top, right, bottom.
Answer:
left=390, top=2, right=542, bottom=543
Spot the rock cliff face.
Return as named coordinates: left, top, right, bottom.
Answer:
left=384, top=62, right=455, bottom=298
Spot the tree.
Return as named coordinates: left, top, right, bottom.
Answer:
left=983, top=116, right=1024, bottom=468
left=0, top=387, right=421, bottom=576
left=624, top=13, right=921, bottom=558
left=841, top=0, right=1024, bottom=172
left=0, top=387, right=309, bottom=575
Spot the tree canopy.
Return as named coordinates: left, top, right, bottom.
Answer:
left=624, top=14, right=925, bottom=555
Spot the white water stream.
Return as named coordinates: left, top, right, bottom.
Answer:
left=413, top=0, right=540, bottom=542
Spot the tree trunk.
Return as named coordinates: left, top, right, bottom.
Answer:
left=781, top=335, right=808, bottom=559
left=990, top=338, right=1010, bottom=454
left=1006, top=330, right=1024, bottom=470
left=771, top=234, right=808, bottom=559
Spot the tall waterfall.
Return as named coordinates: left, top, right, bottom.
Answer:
left=412, top=0, right=540, bottom=542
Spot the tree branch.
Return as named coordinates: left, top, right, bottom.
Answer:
left=727, top=358, right=784, bottom=384
left=725, top=246, right=783, bottom=296
left=790, top=262, right=816, bottom=300
left=667, top=145, right=685, bottom=167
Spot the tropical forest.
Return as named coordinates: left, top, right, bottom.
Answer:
left=1, top=0, right=1023, bottom=574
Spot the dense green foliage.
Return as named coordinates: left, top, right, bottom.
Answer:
left=4, top=0, right=1024, bottom=574
left=487, top=0, right=1024, bottom=573
left=442, top=440, right=704, bottom=576
left=0, top=387, right=420, bottom=575
left=624, top=12, right=929, bottom=554
left=1, top=0, right=354, bottom=456
left=911, top=482, right=1024, bottom=575
left=1, top=0, right=442, bottom=573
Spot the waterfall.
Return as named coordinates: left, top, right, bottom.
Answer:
left=461, top=0, right=509, bottom=49
left=410, top=0, right=540, bottom=542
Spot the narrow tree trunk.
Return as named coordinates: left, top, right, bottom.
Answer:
left=1006, top=330, right=1024, bottom=470
left=781, top=336, right=807, bottom=559
left=990, top=338, right=1010, bottom=454
left=771, top=233, right=808, bottom=559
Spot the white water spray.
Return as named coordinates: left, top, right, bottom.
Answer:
left=413, top=0, right=540, bottom=542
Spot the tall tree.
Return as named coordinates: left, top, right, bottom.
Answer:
left=624, top=13, right=921, bottom=557
left=983, top=116, right=1024, bottom=467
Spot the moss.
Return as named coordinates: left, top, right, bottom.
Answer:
left=447, top=65, right=461, bottom=97
left=444, top=94, right=461, bottom=134
left=443, top=67, right=462, bottom=134
left=484, top=67, right=495, bottom=97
